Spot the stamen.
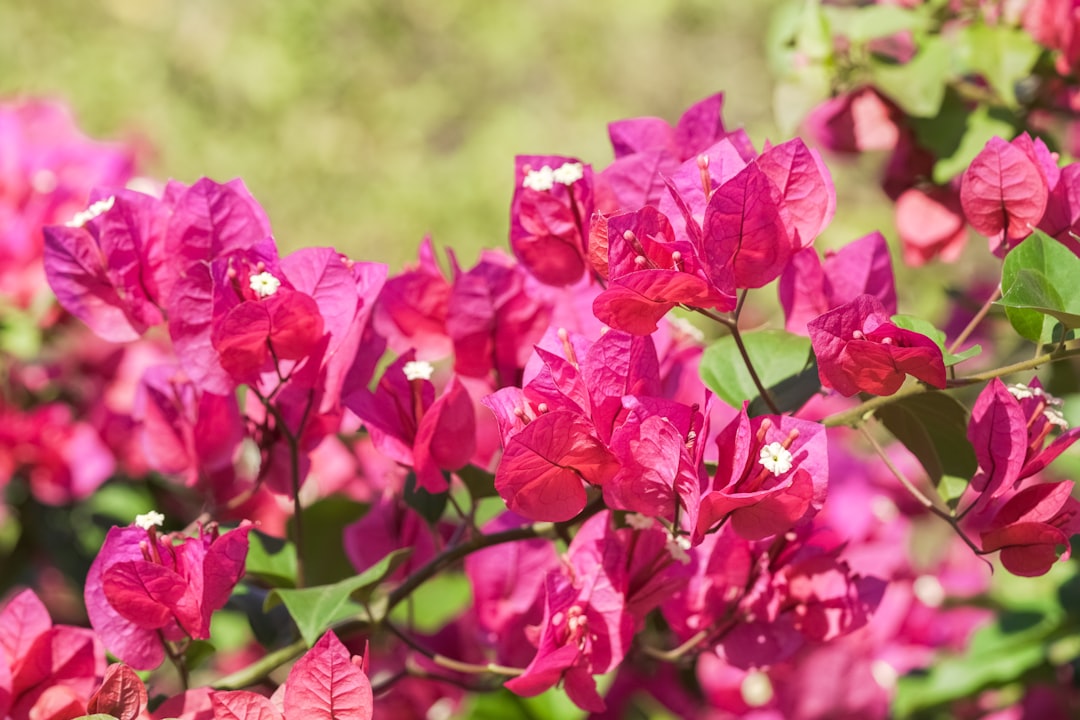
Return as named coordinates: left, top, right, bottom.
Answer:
left=697, top=154, right=712, bottom=199
left=557, top=328, right=579, bottom=368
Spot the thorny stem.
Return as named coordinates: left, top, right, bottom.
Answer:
left=689, top=306, right=782, bottom=415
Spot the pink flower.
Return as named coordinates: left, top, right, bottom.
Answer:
left=808, top=294, right=946, bottom=396
left=85, top=519, right=251, bottom=670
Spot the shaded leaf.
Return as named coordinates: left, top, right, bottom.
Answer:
left=999, top=231, right=1080, bottom=338
left=265, top=548, right=411, bottom=645
left=700, top=330, right=813, bottom=409
left=876, top=392, right=977, bottom=499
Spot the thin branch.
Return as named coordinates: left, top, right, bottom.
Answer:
left=212, top=638, right=309, bottom=690
left=948, top=287, right=1000, bottom=355
left=689, top=306, right=781, bottom=415
left=383, top=620, right=524, bottom=677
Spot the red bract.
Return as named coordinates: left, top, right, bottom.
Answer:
left=210, top=632, right=372, bottom=720
left=979, top=480, right=1080, bottom=576
left=43, top=189, right=167, bottom=342
left=0, top=401, right=115, bottom=506
left=697, top=407, right=827, bottom=541
left=85, top=520, right=251, bottom=670
left=803, top=87, right=901, bottom=154
left=445, top=249, right=552, bottom=384
left=504, top=513, right=636, bottom=712
left=779, top=231, right=897, bottom=335
left=346, top=353, right=476, bottom=493
left=893, top=187, right=968, bottom=266
left=808, top=294, right=946, bottom=396
left=86, top=663, right=147, bottom=720
left=509, top=154, right=593, bottom=286
left=0, top=588, right=105, bottom=720
left=960, top=135, right=1050, bottom=254
left=372, top=237, right=452, bottom=359
left=0, top=99, right=134, bottom=307
left=592, top=206, right=735, bottom=335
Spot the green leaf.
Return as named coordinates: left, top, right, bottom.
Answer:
left=876, top=393, right=977, bottom=500
left=773, top=65, right=832, bottom=137
left=290, top=497, right=368, bottom=586
left=265, top=547, right=411, bottom=645
left=699, top=330, right=812, bottom=410
left=931, top=104, right=1017, bottom=183
left=870, top=36, right=950, bottom=117
left=890, top=314, right=981, bottom=366
left=822, top=4, right=929, bottom=43
left=457, top=464, right=498, bottom=500
left=245, top=530, right=298, bottom=588
left=958, top=23, right=1041, bottom=107
left=403, top=472, right=448, bottom=525
left=999, top=231, right=1080, bottom=338
left=747, top=357, right=821, bottom=417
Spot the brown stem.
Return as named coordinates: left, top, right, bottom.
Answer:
left=948, top=287, right=1001, bottom=356
left=690, top=306, right=781, bottom=415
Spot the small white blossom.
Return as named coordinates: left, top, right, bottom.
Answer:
left=1006, top=383, right=1037, bottom=400
left=135, top=511, right=165, bottom=530
left=913, top=575, right=945, bottom=608
left=1045, top=407, right=1069, bottom=429
left=552, top=161, right=584, bottom=186
left=871, top=660, right=899, bottom=691
left=403, top=360, right=435, bottom=381
left=665, top=535, right=691, bottom=565
left=522, top=165, right=555, bottom=192
left=249, top=271, right=282, bottom=298
left=625, top=513, right=655, bottom=530
left=66, top=196, right=115, bottom=227
left=758, top=442, right=794, bottom=475
left=740, top=671, right=774, bottom=707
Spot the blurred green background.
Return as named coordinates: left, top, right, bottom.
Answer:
left=0, top=0, right=787, bottom=270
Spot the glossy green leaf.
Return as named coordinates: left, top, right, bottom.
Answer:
left=700, top=330, right=812, bottom=410
left=876, top=392, right=977, bottom=494
left=999, top=231, right=1080, bottom=339
left=245, top=530, right=298, bottom=588
left=265, top=547, right=411, bottom=645
left=747, top=357, right=821, bottom=417
left=870, top=37, right=950, bottom=117
left=457, top=464, right=498, bottom=500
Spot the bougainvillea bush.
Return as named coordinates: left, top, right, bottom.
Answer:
left=3, top=6, right=1080, bottom=718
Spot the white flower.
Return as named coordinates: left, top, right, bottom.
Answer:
left=522, top=165, right=555, bottom=192
left=665, top=535, right=691, bottom=565
left=65, top=196, right=115, bottom=227
left=249, top=271, right=282, bottom=298
left=913, top=575, right=945, bottom=608
left=625, top=513, right=655, bottom=530
left=135, top=511, right=165, bottom=530
left=1006, top=383, right=1037, bottom=400
left=552, top=162, right=584, bottom=186
left=403, top=360, right=434, bottom=381
left=1045, top=407, right=1069, bottom=429
left=758, top=441, right=794, bottom=475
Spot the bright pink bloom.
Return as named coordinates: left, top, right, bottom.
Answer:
left=504, top=513, right=638, bottom=712
left=372, top=237, right=452, bottom=359
left=960, top=135, right=1051, bottom=255
left=346, top=353, right=476, bottom=493
left=979, top=480, right=1080, bottom=576
left=808, top=294, right=947, bottom=396
left=0, top=99, right=133, bottom=307
left=0, top=588, right=106, bottom=720
left=803, top=87, right=901, bottom=154
left=509, top=154, right=594, bottom=286
left=85, top=520, right=251, bottom=670
left=779, top=231, right=897, bottom=334
left=894, top=186, right=968, bottom=266
left=697, top=407, right=827, bottom=541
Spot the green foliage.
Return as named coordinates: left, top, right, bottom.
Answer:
left=265, top=548, right=411, bottom=645
left=290, top=497, right=368, bottom=586
left=245, top=530, right=299, bottom=588
left=699, top=330, right=813, bottom=412
left=870, top=37, right=951, bottom=118
left=999, top=231, right=1080, bottom=342
left=876, top=392, right=976, bottom=508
